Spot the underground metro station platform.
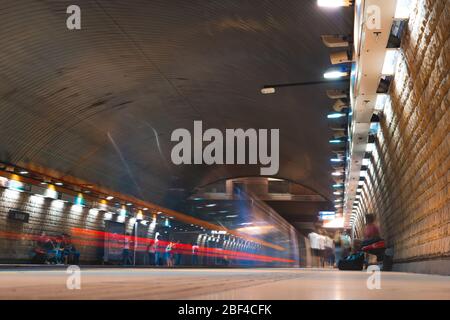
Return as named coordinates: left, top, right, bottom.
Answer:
left=0, top=268, right=449, bottom=300
left=0, top=0, right=448, bottom=309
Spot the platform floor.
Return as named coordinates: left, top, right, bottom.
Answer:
left=0, top=268, right=448, bottom=300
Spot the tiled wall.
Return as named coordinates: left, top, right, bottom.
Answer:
left=0, top=186, right=302, bottom=266
left=0, top=187, right=140, bottom=263
left=353, top=0, right=449, bottom=274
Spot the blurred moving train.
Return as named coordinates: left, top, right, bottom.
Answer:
left=0, top=172, right=322, bottom=267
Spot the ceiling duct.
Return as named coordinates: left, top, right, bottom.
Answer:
left=332, top=99, right=348, bottom=112
left=333, top=177, right=344, bottom=184
left=330, top=51, right=352, bottom=65
left=333, top=131, right=347, bottom=139
left=330, top=124, right=347, bottom=130
left=332, top=164, right=345, bottom=170
left=321, top=34, right=350, bottom=48
left=332, top=150, right=345, bottom=158
left=326, top=89, right=348, bottom=99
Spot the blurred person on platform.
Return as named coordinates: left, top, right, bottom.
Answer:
left=173, top=240, right=182, bottom=266
left=147, top=240, right=155, bottom=265
left=153, top=234, right=161, bottom=266
left=324, top=236, right=334, bottom=267
left=51, top=234, right=65, bottom=264
left=33, top=231, right=55, bottom=264
left=334, top=231, right=343, bottom=267
left=318, top=231, right=326, bottom=267
left=122, top=233, right=133, bottom=265
left=165, top=241, right=174, bottom=267
left=62, top=233, right=80, bottom=265
left=362, top=214, right=381, bottom=246
left=341, top=231, right=352, bottom=257
left=192, top=243, right=199, bottom=266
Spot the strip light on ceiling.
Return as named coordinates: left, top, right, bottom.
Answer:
left=394, top=0, right=413, bottom=19
left=317, top=0, right=352, bottom=7
left=324, top=70, right=348, bottom=79
left=381, top=49, right=399, bottom=75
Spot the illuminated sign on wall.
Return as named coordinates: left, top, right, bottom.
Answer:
left=323, top=217, right=344, bottom=229
left=319, top=211, right=336, bottom=221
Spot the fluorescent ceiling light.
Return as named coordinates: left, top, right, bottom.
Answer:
left=19, top=170, right=29, bottom=174
left=44, top=188, right=58, bottom=199
left=329, top=139, right=344, bottom=143
left=106, top=196, right=114, bottom=200
left=327, top=113, right=346, bottom=119
left=366, top=143, right=375, bottom=153
left=375, top=94, right=388, bottom=111
left=324, top=71, right=348, bottom=79
left=382, top=49, right=399, bottom=75
left=395, top=0, right=412, bottom=19
left=318, top=0, right=351, bottom=7
left=332, top=171, right=343, bottom=176
left=261, top=87, right=275, bottom=94
left=330, top=158, right=344, bottom=162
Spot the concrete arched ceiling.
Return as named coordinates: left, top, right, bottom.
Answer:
left=0, top=0, right=353, bottom=208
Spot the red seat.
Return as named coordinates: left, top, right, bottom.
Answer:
left=362, top=240, right=385, bottom=251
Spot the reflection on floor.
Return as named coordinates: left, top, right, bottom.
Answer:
left=0, top=268, right=448, bottom=300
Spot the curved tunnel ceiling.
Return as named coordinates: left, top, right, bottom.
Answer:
left=0, top=1, right=353, bottom=208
